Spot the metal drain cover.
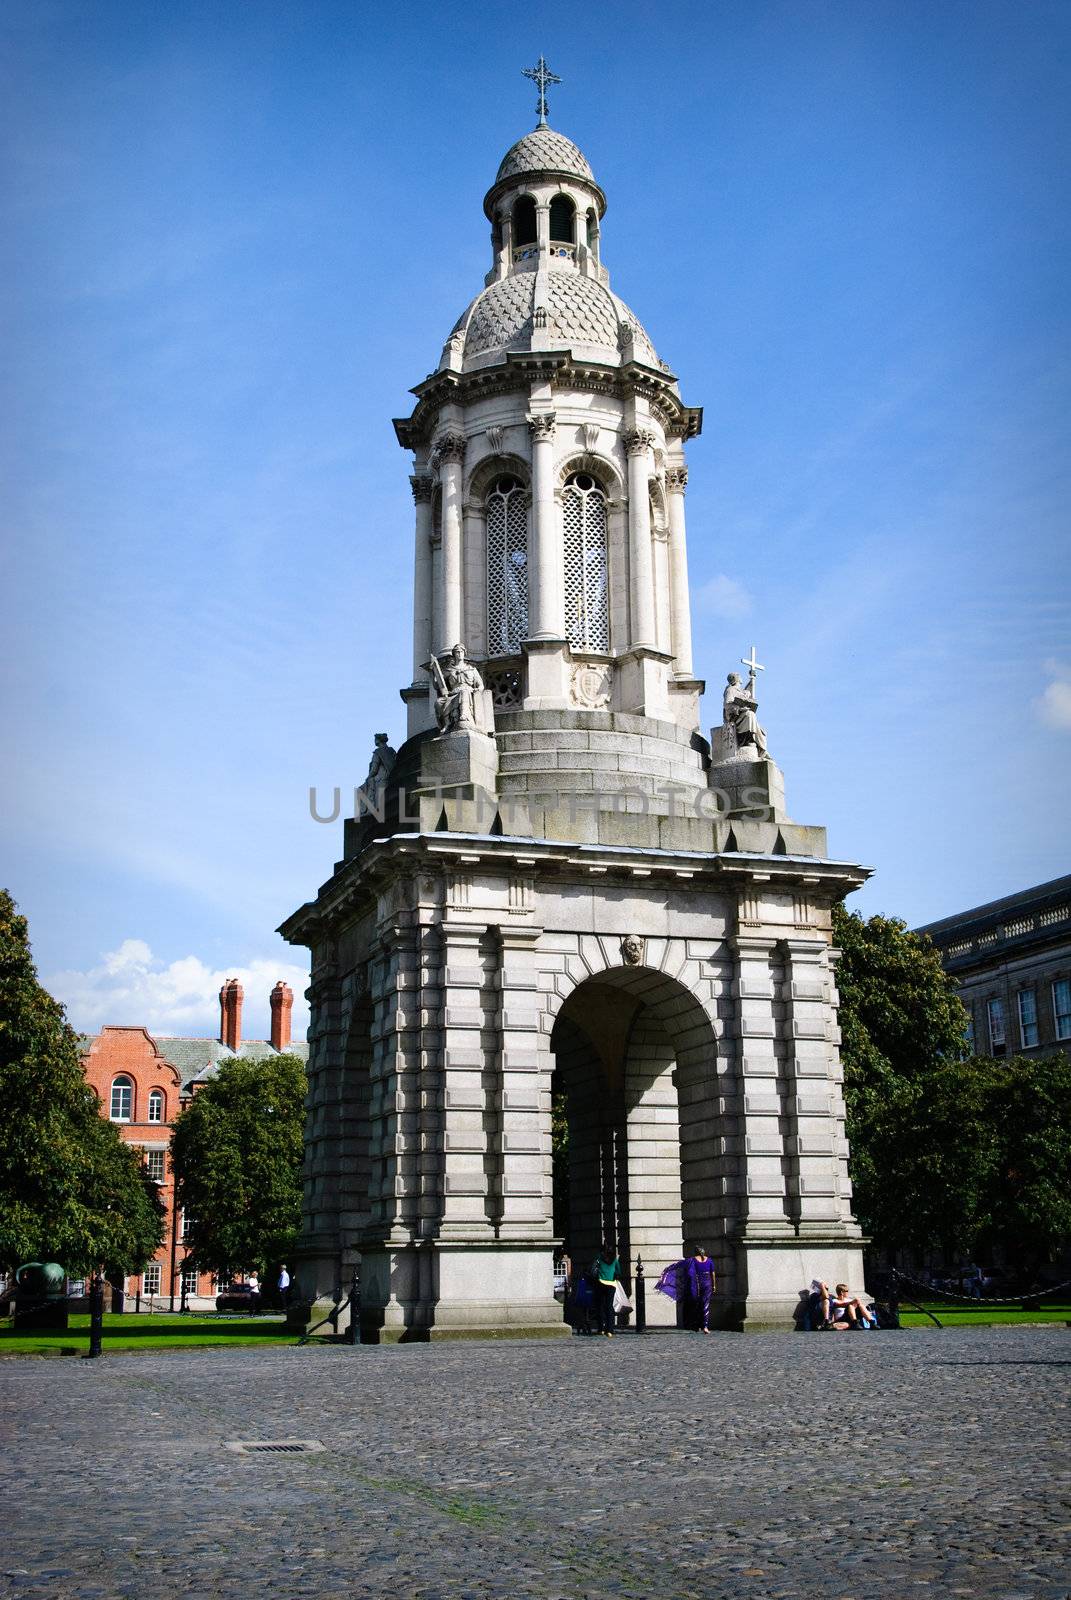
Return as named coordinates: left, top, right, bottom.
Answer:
left=225, top=1439, right=325, bottom=1455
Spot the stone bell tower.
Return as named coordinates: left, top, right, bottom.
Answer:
left=281, top=64, right=870, bottom=1337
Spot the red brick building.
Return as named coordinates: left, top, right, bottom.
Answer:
left=79, top=979, right=307, bottom=1307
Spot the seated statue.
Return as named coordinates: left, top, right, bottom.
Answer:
left=430, top=644, right=490, bottom=735
left=723, top=670, right=767, bottom=757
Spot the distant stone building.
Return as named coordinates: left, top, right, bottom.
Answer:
left=917, top=875, right=1071, bottom=1057
left=79, top=979, right=308, bottom=1306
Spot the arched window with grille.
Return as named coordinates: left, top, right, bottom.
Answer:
left=110, top=1076, right=133, bottom=1122
left=563, top=473, right=609, bottom=651
left=486, top=475, right=529, bottom=656
left=147, top=1089, right=164, bottom=1124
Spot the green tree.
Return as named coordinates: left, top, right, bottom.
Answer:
left=989, top=1051, right=1071, bottom=1270
left=834, top=903, right=972, bottom=1252
left=171, top=1052, right=306, bottom=1276
left=836, top=904, right=1071, bottom=1267
left=0, top=890, right=164, bottom=1275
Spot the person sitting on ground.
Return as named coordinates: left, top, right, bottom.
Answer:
left=819, top=1281, right=876, bottom=1330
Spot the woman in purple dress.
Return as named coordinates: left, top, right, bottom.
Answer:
left=686, top=1244, right=716, bottom=1333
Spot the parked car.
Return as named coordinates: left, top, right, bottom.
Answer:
left=215, top=1283, right=261, bottom=1314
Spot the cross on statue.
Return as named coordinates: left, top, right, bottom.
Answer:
left=741, top=645, right=765, bottom=688
left=522, top=56, right=561, bottom=128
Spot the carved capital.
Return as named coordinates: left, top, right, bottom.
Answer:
left=410, top=474, right=435, bottom=504
left=623, top=427, right=656, bottom=458
left=665, top=466, right=689, bottom=494
left=435, top=431, right=467, bottom=467
left=527, top=412, right=557, bottom=443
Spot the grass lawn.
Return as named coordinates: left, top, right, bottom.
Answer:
left=0, top=1311, right=295, bottom=1357
left=898, top=1302, right=1071, bottom=1328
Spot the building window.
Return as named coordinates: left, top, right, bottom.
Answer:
left=563, top=473, right=609, bottom=652
left=1017, top=989, right=1039, bottom=1049
left=181, top=1264, right=199, bottom=1295
left=144, top=1149, right=165, bottom=1184
left=109, top=1076, right=133, bottom=1122
left=181, top=1210, right=192, bottom=1241
left=512, top=195, right=537, bottom=247
left=486, top=475, right=529, bottom=656
left=549, top=193, right=575, bottom=243
left=963, top=1013, right=975, bottom=1053
left=143, top=1264, right=161, bottom=1296
left=147, top=1089, right=164, bottom=1123
left=1054, top=978, right=1071, bottom=1041
left=987, top=997, right=1006, bottom=1053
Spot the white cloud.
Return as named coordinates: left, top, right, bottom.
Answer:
left=695, top=574, right=753, bottom=618
left=46, top=942, right=310, bottom=1042
left=1036, top=662, right=1071, bottom=731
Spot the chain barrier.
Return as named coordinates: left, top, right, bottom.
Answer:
left=890, top=1267, right=1071, bottom=1305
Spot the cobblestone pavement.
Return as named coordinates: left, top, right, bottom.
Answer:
left=1, top=1326, right=1068, bottom=1599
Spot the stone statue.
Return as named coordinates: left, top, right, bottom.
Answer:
left=429, top=645, right=490, bottom=735
left=362, top=732, right=397, bottom=812
left=621, top=935, right=645, bottom=966
left=723, top=668, right=767, bottom=758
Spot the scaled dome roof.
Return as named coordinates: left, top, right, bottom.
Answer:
left=495, top=127, right=596, bottom=185
left=444, top=270, right=662, bottom=373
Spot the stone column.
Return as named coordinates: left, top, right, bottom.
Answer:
left=535, top=201, right=550, bottom=256
left=665, top=466, right=694, bottom=677
left=624, top=429, right=657, bottom=650
left=439, top=915, right=493, bottom=1235
left=494, top=923, right=547, bottom=1237
left=730, top=931, right=792, bottom=1232
left=410, top=474, right=434, bottom=680
left=526, top=411, right=560, bottom=640
left=436, top=433, right=466, bottom=653
left=462, top=500, right=486, bottom=659
left=779, top=936, right=847, bottom=1232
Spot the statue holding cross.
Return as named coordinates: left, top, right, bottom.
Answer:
left=722, top=645, right=768, bottom=758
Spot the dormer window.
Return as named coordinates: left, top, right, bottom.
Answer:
left=549, top=194, right=575, bottom=244
left=512, top=196, right=537, bottom=247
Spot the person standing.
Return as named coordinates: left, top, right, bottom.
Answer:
left=277, top=1264, right=291, bottom=1308
left=593, top=1243, right=620, bottom=1339
left=686, top=1244, right=716, bottom=1333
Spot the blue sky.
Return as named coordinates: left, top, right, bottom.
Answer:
left=2, top=0, right=1068, bottom=1040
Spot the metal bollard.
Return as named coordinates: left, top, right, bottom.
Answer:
left=345, top=1265, right=361, bottom=1345
left=635, top=1256, right=646, bottom=1333
left=85, top=1271, right=105, bottom=1359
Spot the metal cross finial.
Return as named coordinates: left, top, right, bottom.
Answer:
left=522, top=55, right=561, bottom=128
left=741, top=644, right=765, bottom=685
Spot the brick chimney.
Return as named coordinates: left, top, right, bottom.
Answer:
left=270, top=981, right=293, bottom=1052
left=219, top=978, right=243, bottom=1051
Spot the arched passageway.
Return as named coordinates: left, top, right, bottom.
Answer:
left=550, top=967, right=724, bottom=1323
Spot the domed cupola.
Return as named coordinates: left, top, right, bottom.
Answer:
left=395, top=59, right=703, bottom=745
left=433, top=63, right=668, bottom=377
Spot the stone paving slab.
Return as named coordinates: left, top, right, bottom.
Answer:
left=0, top=1327, right=1068, bottom=1599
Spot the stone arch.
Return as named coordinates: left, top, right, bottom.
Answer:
left=545, top=948, right=734, bottom=1321
left=465, top=452, right=531, bottom=502
left=555, top=450, right=625, bottom=500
